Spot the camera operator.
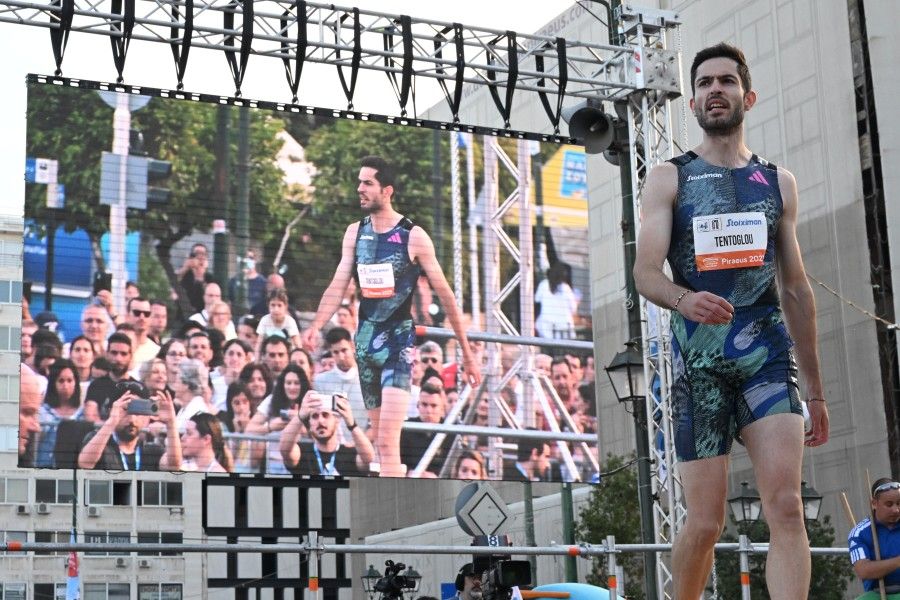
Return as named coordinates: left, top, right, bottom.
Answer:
left=454, top=564, right=483, bottom=600
left=279, top=390, right=375, bottom=476
left=77, top=387, right=180, bottom=471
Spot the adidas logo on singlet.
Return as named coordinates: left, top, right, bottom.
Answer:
left=386, top=232, right=403, bottom=243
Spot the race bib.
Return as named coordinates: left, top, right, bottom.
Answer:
left=693, top=212, right=767, bottom=272
left=358, top=263, right=395, bottom=298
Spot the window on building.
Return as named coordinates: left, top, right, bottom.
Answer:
left=0, top=280, right=22, bottom=303
left=84, top=583, right=130, bottom=600
left=34, top=530, right=68, bottom=555
left=0, top=239, right=24, bottom=260
left=1, top=531, right=26, bottom=555
left=86, top=480, right=131, bottom=506
left=34, top=583, right=67, bottom=600
left=84, top=531, right=132, bottom=556
left=137, top=531, right=183, bottom=556
left=139, top=481, right=182, bottom=506
left=0, top=583, right=26, bottom=600
left=36, top=478, right=75, bottom=504
left=0, top=326, right=21, bottom=352
left=0, top=477, right=28, bottom=503
left=138, top=584, right=182, bottom=600
left=0, top=426, right=19, bottom=452
left=0, top=374, right=19, bottom=402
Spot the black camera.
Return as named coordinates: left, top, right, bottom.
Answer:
left=116, top=381, right=159, bottom=416
left=472, top=535, right=531, bottom=600
left=373, top=560, right=416, bottom=600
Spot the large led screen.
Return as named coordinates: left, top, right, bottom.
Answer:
left=19, top=77, right=598, bottom=482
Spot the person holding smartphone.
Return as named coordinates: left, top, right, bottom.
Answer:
left=279, top=390, right=375, bottom=477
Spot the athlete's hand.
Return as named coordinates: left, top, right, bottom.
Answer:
left=462, top=354, right=482, bottom=388
left=677, top=291, right=734, bottom=325
left=301, top=327, right=321, bottom=352
left=804, top=399, right=829, bottom=447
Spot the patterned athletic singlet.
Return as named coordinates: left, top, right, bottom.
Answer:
left=667, top=151, right=802, bottom=461
left=352, top=215, right=421, bottom=409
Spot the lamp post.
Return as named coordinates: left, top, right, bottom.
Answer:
left=605, top=341, right=647, bottom=402
left=361, top=564, right=382, bottom=600
left=403, top=565, right=422, bottom=595
left=800, top=480, right=823, bottom=521
left=728, top=481, right=763, bottom=524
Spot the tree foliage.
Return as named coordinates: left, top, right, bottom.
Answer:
left=712, top=515, right=853, bottom=599
left=575, top=454, right=646, bottom=600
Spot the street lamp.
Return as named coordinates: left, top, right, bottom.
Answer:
left=361, top=564, right=382, bottom=600
left=728, top=481, right=762, bottom=523
left=800, top=480, right=823, bottom=521
left=604, top=341, right=646, bottom=402
left=402, top=565, right=422, bottom=594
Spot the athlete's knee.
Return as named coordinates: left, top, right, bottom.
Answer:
left=683, top=512, right=726, bottom=546
left=762, top=488, right=804, bottom=528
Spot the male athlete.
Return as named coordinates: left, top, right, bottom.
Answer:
left=302, top=156, right=481, bottom=478
left=633, top=43, right=829, bottom=598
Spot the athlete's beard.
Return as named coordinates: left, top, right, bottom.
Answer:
left=696, top=102, right=745, bottom=136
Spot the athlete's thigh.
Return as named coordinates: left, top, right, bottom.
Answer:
left=741, top=412, right=805, bottom=498
left=678, top=455, right=730, bottom=521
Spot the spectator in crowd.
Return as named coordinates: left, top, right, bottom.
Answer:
left=67, top=335, right=96, bottom=393
left=238, top=362, right=273, bottom=416
left=255, top=288, right=301, bottom=357
left=211, top=339, right=253, bottom=412
left=849, top=478, right=900, bottom=594
left=280, top=389, right=375, bottom=477
left=33, top=343, right=60, bottom=381
left=189, top=283, right=221, bottom=327
left=314, top=327, right=367, bottom=441
left=174, top=358, right=215, bottom=428
left=139, top=358, right=172, bottom=445
left=247, top=364, right=309, bottom=436
left=126, top=297, right=160, bottom=366
left=250, top=273, right=286, bottom=318
left=453, top=449, right=487, bottom=480
left=19, top=365, right=42, bottom=464
left=187, top=331, right=215, bottom=369
left=535, top=353, right=552, bottom=377
left=566, top=354, right=585, bottom=385
left=229, top=249, right=268, bottom=316
left=36, top=359, right=84, bottom=468
left=503, top=434, right=552, bottom=482
left=575, top=382, right=597, bottom=434
left=125, top=281, right=141, bottom=304
left=177, top=320, right=205, bottom=342
left=401, top=368, right=452, bottom=477
left=534, top=261, right=578, bottom=340
left=178, top=242, right=215, bottom=314
left=317, top=351, right=335, bottom=376
left=84, top=332, right=137, bottom=423
left=333, top=304, right=357, bottom=338
left=21, top=319, right=38, bottom=368
left=78, top=387, right=180, bottom=471
left=219, top=381, right=259, bottom=474
left=583, top=355, right=595, bottom=384
left=148, top=300, right=169, bottom=345
left=208, top=301, right=237, bottom=341
left=236, top=315, right=259, bottom=349
left=290, top=347, right=314, bottom=383
left=90, top=357, right=112, bottom=382
left=550, top=357, right=578, bottom=412
left=80, top=304, right=111, bottom=356
left=261, top=335, right=291, bottom=381
left=93, top=288, right=124, bottom=327
left=181, top=412, right=232, bottom=473
left=158, top=339, right=188, bottom=395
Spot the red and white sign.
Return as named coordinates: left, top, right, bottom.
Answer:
left=693, top=211, right=767, bottom=272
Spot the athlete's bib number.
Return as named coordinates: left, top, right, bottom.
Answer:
left=358, top=263, right=395, bottom=298
left=693, top=211, right=767, bottom=272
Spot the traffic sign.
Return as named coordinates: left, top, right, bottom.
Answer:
left=100, top=152, right=149, bottom=210
left=47, top=183, right=65, bottom=209
left=455, top=483, right=511, bottom=537
left=25, top=157, right=58, bottom=184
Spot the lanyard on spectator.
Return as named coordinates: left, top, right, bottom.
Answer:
left=313, top=445, right=338, bottom=476
left=114, top=434, right=141, bottom=471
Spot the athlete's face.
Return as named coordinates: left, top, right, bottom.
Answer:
left=357, top=167, right=392, bottom=214
left=690, top=57, right=755, bottom=136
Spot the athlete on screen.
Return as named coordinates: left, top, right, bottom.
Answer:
left=302, top=156, right=481, bottom=478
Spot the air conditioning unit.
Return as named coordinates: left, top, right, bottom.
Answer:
left=15, top=504, right=30, bottom=515
left=138, top=558, right=152, bottom=569
left=87, top=506, right=101, bottom=518
left=115, top=557, right=128, bottom=568
left=35, top=502, right=50, bottom=515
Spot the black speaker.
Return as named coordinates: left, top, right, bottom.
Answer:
left=561, top=99, right=615, bottom=155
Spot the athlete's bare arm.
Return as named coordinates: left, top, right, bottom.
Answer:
left=302, top=222, right=360, bottom=350
left=633, top=163, right=734, bottom=325
left=409, top=226, right=482, bottom=387
left=775, top=167, right=829, bottom=446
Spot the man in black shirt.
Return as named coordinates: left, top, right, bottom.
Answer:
left=279, top=391, right=375, bottom=477
left=84, top=332, right=138, bottom=422
left=77, top=389, right=181, bottom=471
left=503, top=433, right=552, bottom=482
left=400, top=368, right=453, bottom=476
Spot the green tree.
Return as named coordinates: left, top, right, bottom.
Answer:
left=575, top=454, right=646, bottom=600
left=712, top=515, right=853, bottom=599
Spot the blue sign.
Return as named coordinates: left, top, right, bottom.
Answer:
left=560, top=150, right=588, bottom=199
left=25, top=157, right=36, bottom=183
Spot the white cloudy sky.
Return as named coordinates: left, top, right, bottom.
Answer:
left=0, top=1, right=576, bottom=211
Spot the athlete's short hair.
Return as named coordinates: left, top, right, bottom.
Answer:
left=690, top=42, right=751, bottom=95
left=360, top=155, right=396, bottom=189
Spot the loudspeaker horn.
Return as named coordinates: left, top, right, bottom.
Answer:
left=562, top=99, right=615, bottom=155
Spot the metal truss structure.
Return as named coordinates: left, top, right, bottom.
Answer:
left=1, top=1, right=685, bottom=596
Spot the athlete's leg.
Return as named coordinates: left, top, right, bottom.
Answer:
left=375, top=386, right=411, bottom=477
left=741, top=412, right=808, bottom=600
left=672, top=455, right=729, bottom=599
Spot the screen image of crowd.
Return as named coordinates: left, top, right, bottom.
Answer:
left=19, top=80, right=600, bottom=482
